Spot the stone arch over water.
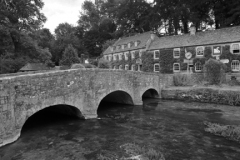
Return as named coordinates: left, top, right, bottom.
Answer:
left=142, top=88, right=159, bottom=99
left=19, top=104, right=83, bottom=133
left=97, top=90, right=134, bottom=111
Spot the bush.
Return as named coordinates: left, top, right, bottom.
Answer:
left=98, top=58, right=111, bottom=69
left=71, top=63, right=85, bottom=69
left=83, top=63, right=97, bottom=68
left=204, top=121, right=240, bottom=143
left=173, top=73, right=192, bottom=86
left=204, top=59, right=226, bottom=85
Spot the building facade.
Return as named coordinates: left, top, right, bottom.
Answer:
left=148, top=26, right=240, bottom=73
left=103, top=32, right=159, bottom=71
left=103, top=26, right=240, bottom=73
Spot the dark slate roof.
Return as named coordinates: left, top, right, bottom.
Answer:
left=149, top=26, right=240, bottom=50
left=103, top=31, right=158, bottom=55
left=19, top=63, right=49, bottom=71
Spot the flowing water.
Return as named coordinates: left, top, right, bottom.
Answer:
left=1, top=99, right=240, bottom=160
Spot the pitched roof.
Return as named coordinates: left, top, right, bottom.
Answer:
left=149, top=26, right=240, bottom=50
left=19, top=63, right=49, bottom=71
left=103, top=31, right=158, bottom=55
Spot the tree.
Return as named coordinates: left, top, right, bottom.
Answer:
left=52, top=23, right=87, bottom=65
left=0, top=0, right=46, bottom=30
left=59, top=44, right=80, bottom=67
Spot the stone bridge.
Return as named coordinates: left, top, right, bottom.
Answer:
left=0, top=69, right=172, bottom=147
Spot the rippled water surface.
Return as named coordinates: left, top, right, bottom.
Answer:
left=1, top=99, right=240, bottom=160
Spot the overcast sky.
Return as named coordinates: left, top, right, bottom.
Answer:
left=42, top=0, right=153, bottom=34
left=42, top=0, right=88, bottom=33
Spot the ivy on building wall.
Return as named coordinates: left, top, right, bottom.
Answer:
left=160, top=49, right=174, bottom=73
left=110, top=50, right=141, bottom=71
left=142, top=51, right=154, bottom=72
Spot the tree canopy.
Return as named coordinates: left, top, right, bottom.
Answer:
left=1, top=0, right=240, bottom=74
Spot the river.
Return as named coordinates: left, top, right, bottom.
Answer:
left=0, top=98, right=240, bottom=160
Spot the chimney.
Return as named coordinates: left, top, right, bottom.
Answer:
left=150, top=32, right=155, bottom=40
left=190, top=24, right=196, bottom=35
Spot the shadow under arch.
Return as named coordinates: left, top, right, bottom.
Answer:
left=21, top=104, right=84, bottom=134
left=142, top=88, right=159, bottom=100
left=97, top=90, right=134, bottom=113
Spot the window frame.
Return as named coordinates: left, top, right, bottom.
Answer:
left=139, top=49, right=143, bottom=57
left=125, top=64, right=129, bottom=70
left=131, top=51, right=135, bottom=59
left=113, top=54, right=117, bottom=61
left=196, top=46, right=204, bottom=57
left=124, top=52, right=129, bottom=60
left=231, top=43, right=240, bottom=54
left=119, top=53, right=123, bottom=60
left=119, top=65, right=123, bottom=70
left=195, top=62, right=203, bottom=72
left=173, top=63, right=180, bottom=72
left=154, top=63, right=160, bottom=72
left=173, top=48, right=180, bottom=58
left=131, top=64, right=135, bottom=71
left=154, top=50, right=160, bottom=59
left=231, top=60, right=240, bottom=71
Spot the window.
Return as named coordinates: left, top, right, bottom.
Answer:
left=173, top=48, right=180, bottom=58
left=135, top=41, right=138, bottom=47
left=125, top=64, right=129, bottom=70
left=154, top=50, right=160, bottom=59
left=119, top=65, right=123, bottom=70
left=128, top=43, right=131, bottom=48
left=121, top=45, right=125, bottom=49
left=108, top=55, right=112, bottom=61
left=113, top=54, right=117, bottom=61
left=113, top=66, right=116, bottom=70
left=124, top=52, right=129, bottom=60
left=154, top=64, right=160, bottom=72
left=231, top=60, right=240, bottom=71
left=131, top=64, right=135, bottom=71
left=213, top=46, right=221, bottom=55
left=131, top=51, right=135, bottom=59
left=139, top=49, right=143, bottom=57
left=104, top=55, right=108, bottom=60
left=196, top=46, right=204, bottom=56
left=117, top=45, right=121, bottom=50
left=231, top=44, right=240, bottom=54
left=119, top=53, right=123, bottom=60
left=173, top=63, right=180, bottom=72
left=195, top=62, right=203, bottom=72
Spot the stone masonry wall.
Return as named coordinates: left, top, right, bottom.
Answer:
left=0, top=68, right=169, bottom=147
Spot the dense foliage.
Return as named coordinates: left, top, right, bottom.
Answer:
left=1, top=0, right=240, bottom=74
left=204, top=59, right=226, bottom=85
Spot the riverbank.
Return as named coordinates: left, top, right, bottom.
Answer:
left=162, top=85, right=240, bottom=107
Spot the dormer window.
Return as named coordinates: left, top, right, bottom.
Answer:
left=117, top=45, right=121, bottom=50
left=128, top=43, right=131, bottom=48
left=134, top=41, right=141, bottom=47
left=121, top=45, right=125, bottom=49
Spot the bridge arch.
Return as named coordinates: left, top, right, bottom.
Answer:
left=141, top=88, right=159, bottom=99
left=97, top=90, right=134, bottom=111
left=20, top=104, right=83, bottom=133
